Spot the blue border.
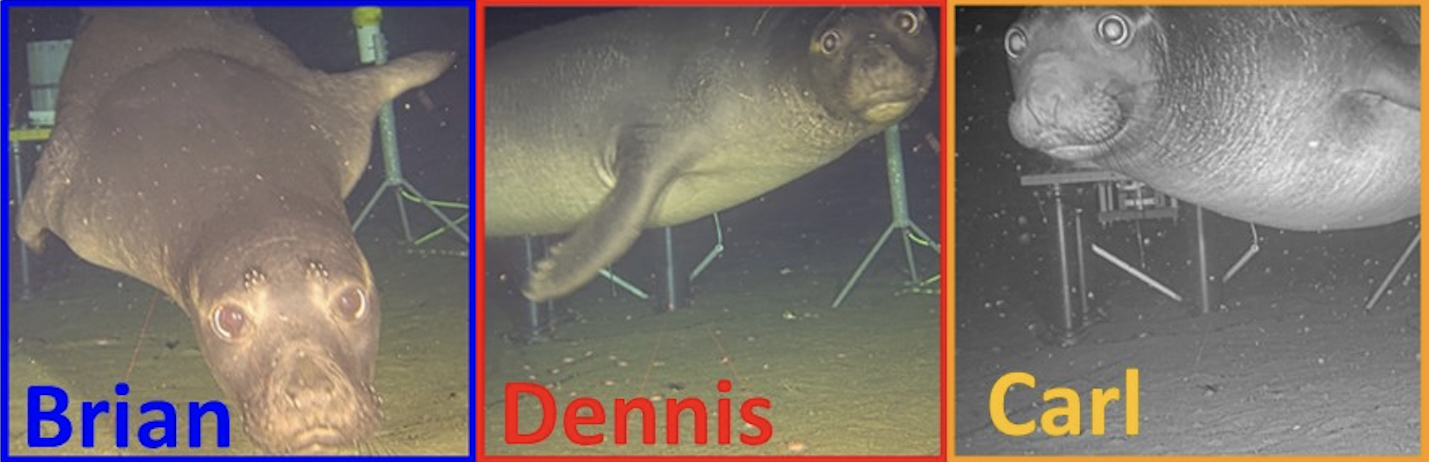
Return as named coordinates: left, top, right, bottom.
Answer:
left=1, top=1, right=477, bottom=459
left=465, top=3, right=478, bottom=460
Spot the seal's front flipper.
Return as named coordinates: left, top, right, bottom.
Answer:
left=1354, top=42, right=1419, bottom=110
left=1333, top=7, right=1419, bottom=110
left=524, top=126, right=682, bottom=302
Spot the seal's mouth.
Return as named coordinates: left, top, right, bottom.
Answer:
left=852, top=85, right=924, bottom=124
left=286, top=428, right=357, bottom=454
left=861, top=100, right=913, bottom=124
left=242, top=345, right=382, bottom=453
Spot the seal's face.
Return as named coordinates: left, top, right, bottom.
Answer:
left=185, top=233, right=381, bottom=454
left=808, top=8, right=938, bottom=125
left=1004, top=7, right=1164, bottom=161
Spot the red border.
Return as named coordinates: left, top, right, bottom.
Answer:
left=475, top=0, right=489, bottom=455
left=475, top=2, right=949, bottom=461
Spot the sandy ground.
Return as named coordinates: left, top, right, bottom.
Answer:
left=955, top=228, right=1420, bottom=455
left=482, top=231, right=942, bottom=456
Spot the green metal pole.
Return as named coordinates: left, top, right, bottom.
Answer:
left=831, top=125, right=940, bottom=308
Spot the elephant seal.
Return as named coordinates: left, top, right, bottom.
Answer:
left=16, top=8, right=453, bottom=453
left=485, top=8, right=938, bottom=301
left=1005, top=7, right=1419, bottom=231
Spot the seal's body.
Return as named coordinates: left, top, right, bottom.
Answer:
left=1006, top=7, right=1419, bottom=230
left=484, top=8, right=938, bottom=301
left=17, top=8, right=453, bottom=453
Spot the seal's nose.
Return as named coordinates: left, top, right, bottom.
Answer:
left=255, top=345, right=379, bottom=453
left=1008, top=55, right=1125, bottom=155
left=1009, top=77, right=1067, bottom=148
left=285, top=350, right=342, bottom=411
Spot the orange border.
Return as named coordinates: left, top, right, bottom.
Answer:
left=947, top=3, right=1424, bottom=462
left=476, top=1, right=1425, bottom=461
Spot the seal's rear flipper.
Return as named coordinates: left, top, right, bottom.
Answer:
left=321, top=51, right=456, bottom=196
left=16, top=168, right=58, bottom=254
left=523, top=126, right=681, bottom=302
left=1353, top=41, right=1419, bottom=110
left=16, top=209, right=47, bottom=253
left=337, top=51, right=456, bottom=108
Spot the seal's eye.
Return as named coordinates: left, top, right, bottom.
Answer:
left=1005, top=27, right=1027, bottom=58
left=893, top=9, right=920, bottom=35
left=335, top=287, right=368, bottom=321
left=1097, top=13, right=1132, bottom=46
left=213, top=303, right=247, bottom=340
left=819, top=30, right=841, bottom=55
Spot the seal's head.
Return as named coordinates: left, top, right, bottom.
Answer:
left=180, top=216, right=381, bottom=454
left=1005, top=7, right=1164, bottom=161
left=807, top=8, right=937, bottom=125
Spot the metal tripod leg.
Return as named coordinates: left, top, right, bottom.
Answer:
left=12, top=138, right=33, bottom=301
left=348, top=11, right=468, bottom=245
left=354, top=176, right=469, bottom=242
left=831, top=125, right=940, bottom=308
left=1365, top=232, right=1419, bottom=311
left=519, top=236, right=552, bottom=344
left=658, top=226, right=687, bottom=312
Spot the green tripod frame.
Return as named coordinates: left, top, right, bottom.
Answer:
left=347, top=7, right=468, bottom=245
left=831, top=125, right=941, bottom=308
